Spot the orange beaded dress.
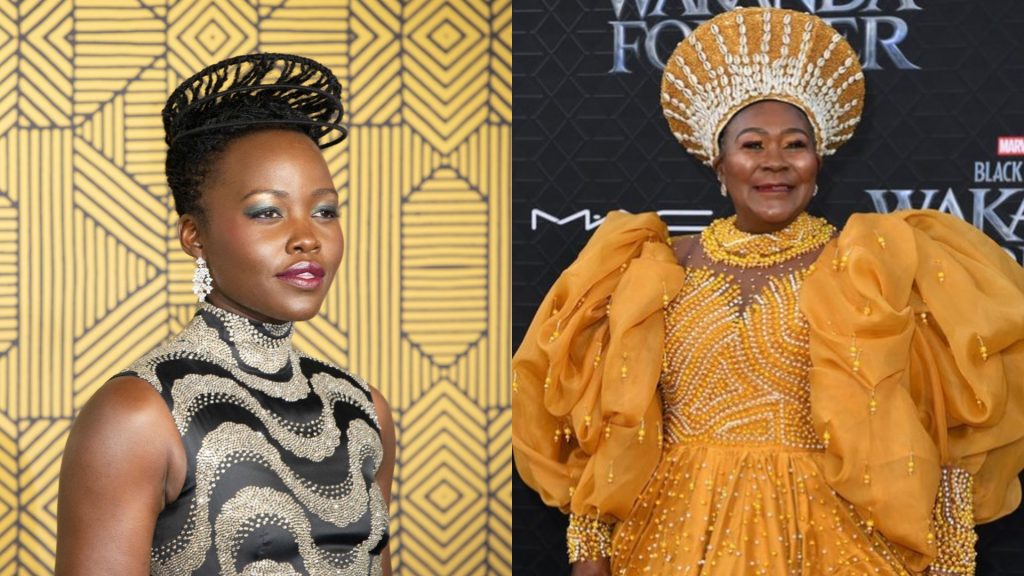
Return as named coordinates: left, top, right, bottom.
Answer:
left=512, top=210, right=1024, bottom=575
left=611, top=215, right=907, bottom=574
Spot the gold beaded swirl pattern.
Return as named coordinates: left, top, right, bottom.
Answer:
left=660, top=266, right=823, bottom=450
left=661, top=7, right=865, bottom=165
left=700, top=213, right=836, bottom=268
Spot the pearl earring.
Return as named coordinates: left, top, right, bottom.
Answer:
left=192, top=257, right=213, bottom=302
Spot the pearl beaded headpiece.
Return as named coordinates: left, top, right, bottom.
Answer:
left=661, top=7, right=865, bottom=166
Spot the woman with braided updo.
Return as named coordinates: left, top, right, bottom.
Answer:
left=56, top=54, right=394, bottom=575
left=513, top=8, right=1024, bottom=575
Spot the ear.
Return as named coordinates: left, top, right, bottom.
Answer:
left=712, top=156, right=724, bottom=181
left=178, top=214, right=204, bottom=259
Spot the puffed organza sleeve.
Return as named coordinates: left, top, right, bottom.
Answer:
left=512, top=211, right=684, bottom=532
left=800, top=209, right=1024, bottom=573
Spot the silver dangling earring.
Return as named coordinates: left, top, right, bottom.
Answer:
left=192, top=257, right=213, bottom=303
left=720, top=182, right=728, bottom=197
left=813, top=184, right=819, bottom=197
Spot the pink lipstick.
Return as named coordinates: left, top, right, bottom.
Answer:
left=276, top=261, right=325, bottom=290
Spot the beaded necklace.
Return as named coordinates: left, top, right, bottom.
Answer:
left=700, top=212, right=836, bottom=268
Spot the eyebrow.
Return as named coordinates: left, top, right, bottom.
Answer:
left=734, top=127, right=811, bottom=140
left=242, top=188, right=339, bottom=200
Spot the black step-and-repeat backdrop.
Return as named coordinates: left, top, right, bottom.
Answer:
left=513, top=0, right=1024, bottom=573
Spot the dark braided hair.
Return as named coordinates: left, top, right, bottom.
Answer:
left=163, top=53, right=346, bottom=218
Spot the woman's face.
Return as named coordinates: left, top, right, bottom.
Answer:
left=180, top=129, right=344, bottom=324
left=714, top=100, right=820, bottom=233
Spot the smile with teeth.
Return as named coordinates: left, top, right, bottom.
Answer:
left=754, top=184, right=792, bottom=193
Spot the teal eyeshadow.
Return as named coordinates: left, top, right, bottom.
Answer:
left=244, top=204, right=276, bottom=217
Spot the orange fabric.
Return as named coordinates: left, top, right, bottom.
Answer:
left=511, top=211, right=683, bottom=521
left=612, top=445, right=909, bottom=574
left=513, top=209, right=1024, bottom=572
left=612, top=259, right=910, bottom=574
left=801, top=209, right=1024, bottom=571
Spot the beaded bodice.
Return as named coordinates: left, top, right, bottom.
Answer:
left=119, top=303, right=388, bottom=576
left=660, top=261, right=824, bottom=450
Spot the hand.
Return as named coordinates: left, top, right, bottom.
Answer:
left=571, top=558, right=611, bottom=576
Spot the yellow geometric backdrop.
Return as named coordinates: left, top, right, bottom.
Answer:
left=0, top=0, right=511, bottom=573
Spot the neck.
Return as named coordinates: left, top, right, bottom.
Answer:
left=194, top=302, right=295, bottom=375
left=205, top=292, right=290, bottom=325
left=733, top=213, right=802, bottom=234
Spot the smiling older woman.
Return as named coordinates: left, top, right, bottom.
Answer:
left=56, top=54, right=394, bottom=576
left=512, top=7, right=1024, bottom=576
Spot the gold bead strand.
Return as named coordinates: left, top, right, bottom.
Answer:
left=548, top=318, right=562, bottom=343
left=699, top=213, right=835, bottom=268
left=848, top=335, right=862, bottom=373
left=874, top=230, right=886, bottom=249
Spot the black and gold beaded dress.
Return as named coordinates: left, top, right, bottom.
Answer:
left=118, top=303, right=388, bottom=576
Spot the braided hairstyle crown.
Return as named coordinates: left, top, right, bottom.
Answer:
left=163, top=53, right=346, bottom=217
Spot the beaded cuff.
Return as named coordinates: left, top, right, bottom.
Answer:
left=567, top=513, right=613, bottom=564
left=928, top=467, right=976, bottom=576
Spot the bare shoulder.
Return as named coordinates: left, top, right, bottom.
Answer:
left=62, top=375, right=184, bottom=495
left=57, top=376, right=185, bottom=574
left=367, top=384, right=396, bottom=504
left=69, top=376, right=177, bottom=449
left=79, top=375, right=166, bottom=418
left=368, top=385, right=395, bottom=437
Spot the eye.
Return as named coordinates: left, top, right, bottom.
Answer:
left=314, top=205, right=339, bottom=219
left=246, top=206, right=282, bottom=219
left=740, top=141, right=763, bottom=150
left=786, top=140, right=809, bottom=149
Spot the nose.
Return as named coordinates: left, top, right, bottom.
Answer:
left=289, top=217, right=321, bottom=254
left=761, top=145, right=788, bottom=172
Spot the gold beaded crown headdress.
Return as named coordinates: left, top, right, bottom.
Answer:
left=661, top=7, right=865, bottom=166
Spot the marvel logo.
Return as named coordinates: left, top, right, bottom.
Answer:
left=998, top=136, right=1024, bottom=156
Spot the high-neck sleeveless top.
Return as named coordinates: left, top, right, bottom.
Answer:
left=119, top=303, right=389, bottom=576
